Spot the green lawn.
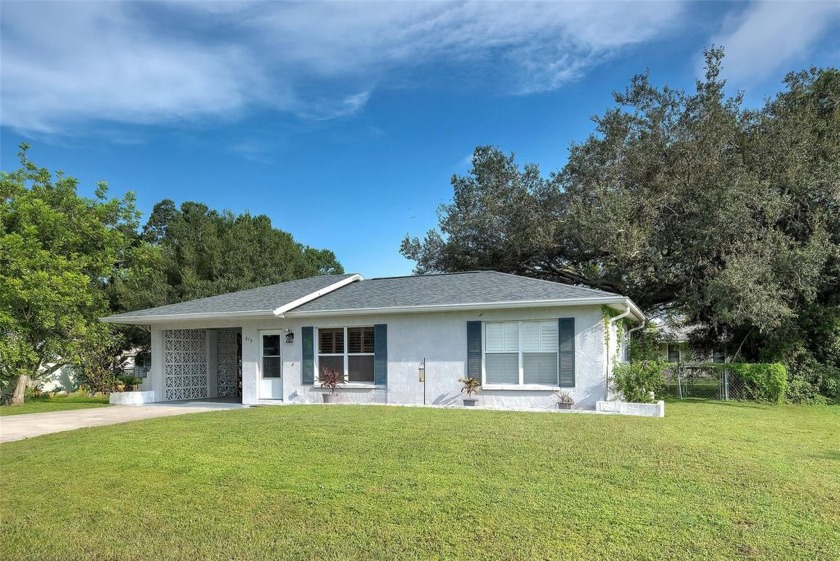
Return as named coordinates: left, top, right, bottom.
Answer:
left=0, top=394, right=110, bottom=416
left=1, top=402, right=838, bottom=560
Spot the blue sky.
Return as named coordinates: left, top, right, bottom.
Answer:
left=2, top=1, right=838, bottom=278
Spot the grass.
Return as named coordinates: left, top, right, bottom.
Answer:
left=0, top=394, right=110, bottom=416
left=1, top=401, right=838, bottom=560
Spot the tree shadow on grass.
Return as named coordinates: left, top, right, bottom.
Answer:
left=813, top=450, right=840, bottom=461
left=663, top=397, right=767, bottom=410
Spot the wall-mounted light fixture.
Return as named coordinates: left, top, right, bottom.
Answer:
left=285, top=329, right=294, bottom=344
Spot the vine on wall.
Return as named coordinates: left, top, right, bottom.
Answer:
left=602, top=306, right=630, bottom=360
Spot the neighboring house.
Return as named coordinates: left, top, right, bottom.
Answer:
left=102, top=272, right=644, bottom=410
left=37, top=348, right=151, bottom=394
left=657, top=322, right=726, bottom=363
left=39, top=364, right=79, bottom=393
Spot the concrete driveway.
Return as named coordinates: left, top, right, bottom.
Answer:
left=0, top=401, right=245, bottom=443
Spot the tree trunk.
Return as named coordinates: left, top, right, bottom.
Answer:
left=10, top=375, right=29, bottom=405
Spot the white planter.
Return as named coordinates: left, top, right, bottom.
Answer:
left=596, top=400, right=665, bottom=418
left=109, top=391, right=156, bottom=405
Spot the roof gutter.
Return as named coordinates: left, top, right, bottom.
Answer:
left=604, top=301, right=647, bottom=401
left=285, top=296, right=643, bottom=318
left=100, top=310, right=279, bottom=325
left=605, top=306, right=631, bottom=401
left=273, top=274, right=362, bottom=317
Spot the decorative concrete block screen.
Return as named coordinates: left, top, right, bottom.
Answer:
left=217, top=330, right=239, bottom=397
left=163, top=329, right=208, bottom=401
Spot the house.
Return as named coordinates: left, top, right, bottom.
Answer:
left=37, top=348, right=150, bottom=394
left=102, top=272, right=645, bottom=410
left=657, top=322, right=726, bottom=363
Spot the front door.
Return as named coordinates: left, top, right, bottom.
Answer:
left=260, top=332, right=283, bottom=400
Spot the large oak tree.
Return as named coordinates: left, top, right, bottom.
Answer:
left=402, top=49, right=839, bottom=398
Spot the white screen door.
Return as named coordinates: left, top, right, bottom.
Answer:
left=260, top=333, right=283, bottom=400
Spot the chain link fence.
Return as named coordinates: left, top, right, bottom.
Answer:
left=663, top=364, right=751, bottom=400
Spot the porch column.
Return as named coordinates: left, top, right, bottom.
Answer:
left=207, top=331, right=219, bottom=399
left=241, top=326, right=259, bottom=405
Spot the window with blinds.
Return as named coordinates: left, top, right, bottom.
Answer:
left=485, top=321, right=559, bottom=385
left=318, top=326, right=375, bottom=383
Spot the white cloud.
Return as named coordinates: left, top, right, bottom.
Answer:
left=710, top=1, right=840, bottom=86
left=1, top=2, right=264, bottom=133
left=1, top=1, right=687, bottom=134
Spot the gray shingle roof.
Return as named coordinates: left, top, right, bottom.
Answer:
left=103, top=274, right=356, bottom=321
left=291, top=271, right=619, bottom=313
left=103, top=271, right=628, bottom=324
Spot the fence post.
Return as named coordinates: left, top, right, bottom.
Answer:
left=677, top=364, right=683, bottom=399
left=723, top=369, right=729, bottom=401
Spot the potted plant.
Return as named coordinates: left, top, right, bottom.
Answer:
left=459, top=376, right=481, bottom=406
left=319, top=367, right=343, bottom=403
left=554, top=389, right=574, bottom=410
left=118, top=375, right=142, bottom=392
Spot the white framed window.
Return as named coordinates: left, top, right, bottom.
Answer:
left=317, top=327, right=375, bottom=383
left=484, top=320, right=559, bottom=386
left=667, top=344, right=681, bottom=363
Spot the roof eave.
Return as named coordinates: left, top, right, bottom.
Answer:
left=286, top=296, right=643, bottom=318
left=604, top=299, right=646, bottom=323
left=99, top=310, right=277, bottom=325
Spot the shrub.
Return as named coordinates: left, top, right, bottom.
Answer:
left=757, top=304, right=840, bottom=404
left=785, top=375, right=825, bottom=404
left=118, top=375, right=143, bottom=387
left=727, top=363, right=787, bottom=404
left=612, top=360, right=667, bottom=403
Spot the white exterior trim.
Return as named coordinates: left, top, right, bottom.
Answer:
left=287, top=296, right=644, bottom=320
left=273, top=274, right=362, bottom=317
left=482, top=384, right=559, bottom=391
left=258, top=329, right=284, bottom=400
left=106, top=297, right=643, bottom=325
left=101, top=310, right=276, bottom=324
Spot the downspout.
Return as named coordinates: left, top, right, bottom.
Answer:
left=605, top=307, right=631, bottom=401
left=626, top=322, right=647, bottom=358
left=627, top=324, right=645, bottom=336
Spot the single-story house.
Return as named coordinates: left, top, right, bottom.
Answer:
left=657, top=322, right=726, bottom=364
left=102, top=272, right=644, bottom=410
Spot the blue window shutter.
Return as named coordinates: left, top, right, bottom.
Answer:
left=374, top=324, right=388, bottom=386
left=559, top=318, right=575, bottom=387
left=467, top=321, right=482, bottom=380
left=302, top=326, right=314, bottom=385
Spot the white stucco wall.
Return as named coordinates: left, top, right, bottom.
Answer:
left=148, top=305, right=610, bottom=410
